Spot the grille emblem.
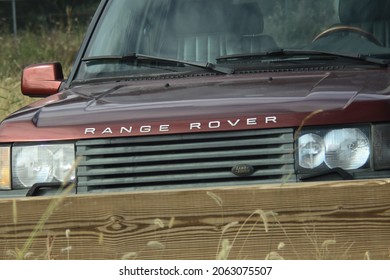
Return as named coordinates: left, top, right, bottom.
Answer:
left=231, top=164, right=255, bottom=177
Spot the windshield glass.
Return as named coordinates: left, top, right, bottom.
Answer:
left=75, top=0, right=390, bottom=81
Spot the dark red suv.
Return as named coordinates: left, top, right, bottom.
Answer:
left=1, top=0, right=389, bottom=197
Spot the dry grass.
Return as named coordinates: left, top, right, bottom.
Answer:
left=0, top=24, right=86, bottom=121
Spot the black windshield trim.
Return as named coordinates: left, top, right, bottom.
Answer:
left=82, top=53, right=234, bottom=74
left=216, top=49, right=390, bottom=66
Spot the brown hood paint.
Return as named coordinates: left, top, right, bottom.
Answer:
left=1, top=69, right=390, bottom=142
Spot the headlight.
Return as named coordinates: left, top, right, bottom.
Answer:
left=298, top=133, right=325, bottom=169
left=297, top=126, right=370, bottom=172
left=0, top=146, right=11, bottom=190
left=323, top=128, right=370, bottom=170
left=12, top=143, right=75, bottom=189
left=373, top=124, right=390, bottom=170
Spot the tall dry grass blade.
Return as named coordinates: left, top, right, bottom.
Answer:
left=98, top=232, right=104, bottom=245
left=265, top=251, right=285, bottom=260
left=221, top=221, right=239, bottom=235
left=147, top=241, right=166, bottom=250
left=154, top=218, right=165, bottom=229
left=217, top=239, right=232, bottom=260
left=254, top=209, right=271, bottom=233
left=294, top=109, right=324, bottom=140
left=12, top=199, right=17, bottom=225
left=278, top=242, right=286, bottom=250
left=339, top=241, right=354, bottom=260
left=65, top=229, right=71, bottom=259
left=216, top=221, right=238, bottom=259
left=168, top=217, right=175, bottom=229
left=121, top=252, right=138, bottom=260
left=207, top=191, right=223, bottom=207
left=321, top=239, right=336, bottom=249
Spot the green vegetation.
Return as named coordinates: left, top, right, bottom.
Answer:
left=0, top=28, right=85, bottom=120
left=0, top=3, right=96, bottom=120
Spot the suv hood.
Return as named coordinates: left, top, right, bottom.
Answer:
left=35, top=70, right=390, bottom=125
left=4, top=70, right=390, bottom=141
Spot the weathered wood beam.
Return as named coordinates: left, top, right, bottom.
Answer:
left=1, top=179, right=390, bottom=260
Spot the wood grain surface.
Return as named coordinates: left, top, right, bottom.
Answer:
left=1, top=179, right=390, bottom=260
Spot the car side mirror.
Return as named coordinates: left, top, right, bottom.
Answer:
left=21, top=62, right=64, bottom=97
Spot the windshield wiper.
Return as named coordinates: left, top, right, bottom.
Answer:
left=82, top=53, right=234, bottom=74
left=216, top=49, right=390, bottom=66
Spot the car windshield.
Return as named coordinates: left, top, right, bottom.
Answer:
left=75, top=0, right=390, bottom=81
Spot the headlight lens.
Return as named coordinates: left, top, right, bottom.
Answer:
left=12, top=143, right=75, bottom=189
left=297, top=126, right=370, bottom=172
left=298, top=133, right=325, bottom=169
left=324, top=128, right=370, bottom=170
left=373, top=124, right=390, bottom=170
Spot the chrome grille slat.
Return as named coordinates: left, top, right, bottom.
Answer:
left=76, top=128, right=296, bottom=190
left=78, top=136, right=291, bottom=156
left=77, top=156, right=294, bottom=176
left=78, top=146, right=292, bottom=166
left=79, top=168, right=295, bottom=187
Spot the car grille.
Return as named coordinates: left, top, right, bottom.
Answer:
left=76, top=128, right=296, bottom=192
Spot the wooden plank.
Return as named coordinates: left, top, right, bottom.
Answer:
left=1, top=179, right=390, bottom=260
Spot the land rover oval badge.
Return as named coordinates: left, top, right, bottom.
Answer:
left=231, top=164, right=255, bottom=177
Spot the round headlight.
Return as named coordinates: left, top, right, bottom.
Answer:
left=13, top=146, right=54, bottom=188
left=324, top=128, right=370, bottom=170
left=298, top=133, right=325, bottom=169
left=53, top=145, right=75, bottom=182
